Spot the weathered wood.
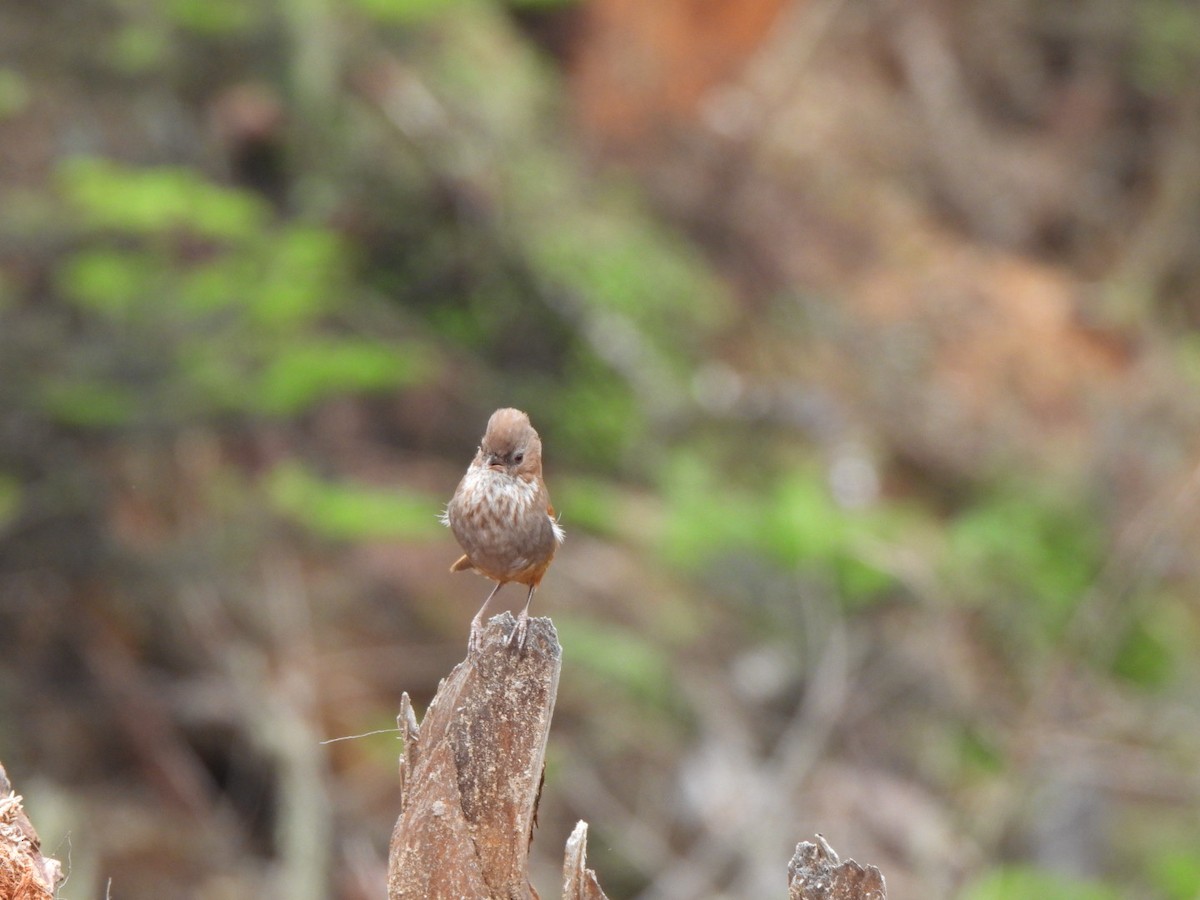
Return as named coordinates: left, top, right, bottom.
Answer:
left=788, top=834, right=887, bottom=900
left=388, top=613, right=562, bottom=900
left=0, top=761, right=63, bottom=900
left=562, top=820, right=610, bottom=900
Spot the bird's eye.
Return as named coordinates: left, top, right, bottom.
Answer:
left=513, top=451, right=524, bottom=465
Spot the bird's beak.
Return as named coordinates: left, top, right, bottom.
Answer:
left=486, top=453, right=504, bottom=470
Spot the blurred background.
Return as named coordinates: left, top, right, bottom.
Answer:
left=2, top=0, right=1200, bottom=897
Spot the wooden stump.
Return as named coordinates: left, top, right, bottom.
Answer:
left=388, top=613, right=561, bottom=900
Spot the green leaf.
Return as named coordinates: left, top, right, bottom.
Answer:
left=251, top=339, right=435, bottom=415
left=1151, top=848, right=1200, bottom=900
left=945, top=489, right=1101, bottom=631
left=659, top=451, right=763, bottom=569
left=58, top=249, right=161, bottom=318
left=659, top=457, right=898, bottom=604
left=59, top=159, right=270, bottom=241
left=1112, top=618, right=1172, bottom=688
left=266, top=463, right=443, bottom=540
left=249, top=227, right=346, bottom=329
left=176, top=256, right=253, bottom=315
left=1111, top=597, right=1193, bottom=689
left=41, top=381, right=138, bottom=428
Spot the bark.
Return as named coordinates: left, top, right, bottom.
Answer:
left=788, top=834, right=887, bottom=900
left=562, top=820, right=610, bottom=900
left=388, top=613, right=561, bottom=900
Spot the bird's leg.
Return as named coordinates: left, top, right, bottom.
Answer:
left=469, top=581, right=504, bottom=655
left=508, top=584, right=537, bottom=650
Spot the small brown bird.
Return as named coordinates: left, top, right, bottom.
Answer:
left=442, top=408, right=564, bottom=650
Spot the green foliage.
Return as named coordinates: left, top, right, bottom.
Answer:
left=1111, top=618, right=1171, bottom=688
left=49, top=158, right=437, bottom=426
left=1110, top=595, right=1194, bottom=688
left=352, top=0, right=577, bottom=24
left=963, top=866, right=1120, bottom=900
left=659, top=453, right=902, bottom=605
left=553, top=476, right=622, bottom=537
left=166, top=0, right=261, bottom=35
left=266, top=463, right=443, bottom=541
left=766, top=471, right=900, bottom=601
left=254, top=338, right=432, bottom=415
left=108, top=24, right=171, bottom=74
left=1133, top=0, right=1200, bottom=93
left=40, top=381, right=140, bottom=428
left=554, top=616, right=680, bottom=712
left=659, top=450, right=764, bottom=568
left=1150, top=848, right=1200, bottom=900
left=549, top=355, right=641, bottom=470
left=521, top=190, right=727, bottom=365
left=949, top=722, right=1004, bottom=779
left=944, top=488, right=1102, bottom=634
left=1176, top=333, right=1200, bottom=386
left=60, top=158, right=270, bottom=241
left=59, top=248, right=163, bottom=319
left=350, top=0, right=471, bottom=24
left=251, top=227, right=345, bottom=327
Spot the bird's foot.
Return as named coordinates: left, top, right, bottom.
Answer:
left=506, top=613, right=530, bottom=652
left=467, top=617, right=485, bottom=658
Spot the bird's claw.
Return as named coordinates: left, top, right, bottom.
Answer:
left=507, top=614, right=530, bottom=652
left=467, top=618, right=485, bottom=658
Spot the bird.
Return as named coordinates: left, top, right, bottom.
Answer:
left=441, top=408, right=564, bottom=651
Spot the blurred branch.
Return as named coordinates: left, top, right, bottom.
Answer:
left=1107, top=87, right=1200, bottom=320
left=889, top=6, right=1065, bottom=246
left=244, top=559, right=333, bottom=900
left=637, top=594, right=856, bottom=899
left=83, top=615, right=216, bottom=817
left=177, top=559, right=336, bottom=900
